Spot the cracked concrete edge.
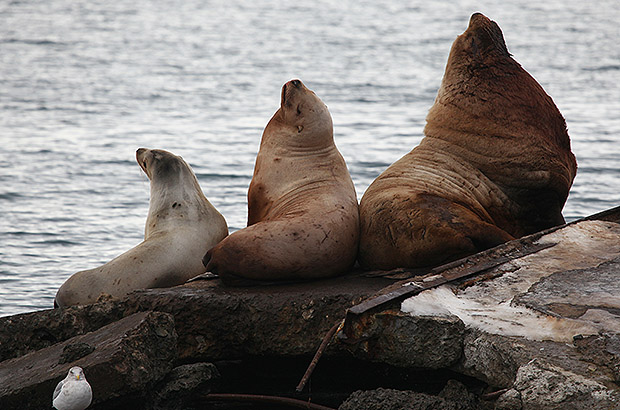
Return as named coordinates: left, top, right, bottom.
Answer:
left=495, top=358, right=620, bottom=410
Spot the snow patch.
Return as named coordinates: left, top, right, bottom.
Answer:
left=401, top=221, right=620, bottom=342
left=401, top=287, right=598, bottom=341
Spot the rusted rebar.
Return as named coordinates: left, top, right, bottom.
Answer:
left=202, top=393, right=335, bottom=410
left=481, top=388, right=510, bottom=400
left=295, top=319, right=343, bottom=393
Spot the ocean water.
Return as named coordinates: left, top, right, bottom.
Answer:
left=1, top=0, right=619, bottom=317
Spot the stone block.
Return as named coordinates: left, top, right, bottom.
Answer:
left=0, top=311, right=177, bottom=410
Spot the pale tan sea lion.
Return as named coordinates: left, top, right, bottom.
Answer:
left=203, top=79, right=359, bottom=285
left=55, top=148, right=228, bottom=307
left=358, top=13, right=577, bottom=270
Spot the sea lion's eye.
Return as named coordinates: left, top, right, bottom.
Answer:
left=292, top=80, right=301, bottom=87
left=296, top=105, right=302, bottom=115
left=143, top=160, right=147, bottom=168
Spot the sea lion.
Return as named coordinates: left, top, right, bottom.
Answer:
left=203, top=79, right=359, bottom=285
left=358, top=13, right=577, bottom=270
left=55, top=148, right=228, bottom=307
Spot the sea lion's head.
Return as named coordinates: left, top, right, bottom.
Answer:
left=452, top=12, right=510, bottom=64
left=265, top=79, right=333, bottom=148
left=136, top=148, right=202, bottom=193
left=137, top=148, right=185, bottom=180
left=422, top=13, right=576, bottom=230
left=447, top=13, right=512, bottom=74
left=429, top=12, right=572, bottom=150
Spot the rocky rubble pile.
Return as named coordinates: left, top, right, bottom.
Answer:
left=2, top=218, right=620, bottom=409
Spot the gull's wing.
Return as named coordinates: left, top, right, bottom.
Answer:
left=52, top=379, right=64, bottom=401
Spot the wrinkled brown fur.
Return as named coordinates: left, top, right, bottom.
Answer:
left=204, top=80, right=359, bottom=284
left=359, top=13, right=577, bottom=270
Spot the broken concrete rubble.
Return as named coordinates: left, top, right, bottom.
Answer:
left=1, top=208, right=620, bottom=409
left=153, top=362, right=221, bottom=410
left=336, top=214, right=620, bottom=409
left=371, top=220, right=620, bottom=409
left=0, top=311, right=177, bottom=409
left=0, top=274, right=395, bottom=409
left=340, top=310, right=465, bottom=369
left=339, top=379, right=481, bottom=410
left=401, top=221, right=620, bottom=342
left=0, top=298, right=127, bottom=362
left=338, top=387, right=467, bottom=410
left=496, top=359, right=620, bottom=410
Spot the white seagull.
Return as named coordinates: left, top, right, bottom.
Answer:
left=52, top=366, right=93, bottom=410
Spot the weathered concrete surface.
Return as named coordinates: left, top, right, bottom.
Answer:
left=0, top=273, right=392, bottom=365
left=514, top=257, right=620, bottom=322
left=0, top=311, right=177, bottom=409
left=340, top=310, right=465, bottom=369
left=402, top=221, right=620, bottom=342
left=496, top=359, right=620, bottom=410
left=344, top=220, right=620, bottom=409
left=122, top=273, right=393, bottom=361
left=153, top=362, right=220, bottom=410
left=0, top=273, right=395, bottom=409
left=455, top=329, right=620, bottom=392
left=2, top=215, right=620, bottom=409
left=573, top=332, right=620, bottom=383
left=339, top=380, right=480, bottom=410
left=120, top=273, right=393, bottom=362
left=0, top=299, right=126, bottom=362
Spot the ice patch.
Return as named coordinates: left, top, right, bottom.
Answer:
left=401, top=220, right=620, bottom=342
left=401, top=287, right=599, bottom=341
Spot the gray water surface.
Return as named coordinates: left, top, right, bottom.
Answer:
left=1, top=0, right=619, bottom=316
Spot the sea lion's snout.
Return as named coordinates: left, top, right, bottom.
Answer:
left=136, top=148, right=150, bottom=175
left=136, top=148, right=147, bottom=163
left=468, top=12, right=490, bottom=28
left=136, top=148, right=148, bottom=163
left=464, top=13, right=509, bottom=57
left=281, top=79, right=303, bottom=107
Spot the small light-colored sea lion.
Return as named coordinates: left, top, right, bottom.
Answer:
left=203, top=79, right=359, bottom=285
left=55, top=148, right=228, bottom=307
left=358, top=13, right=577, bottom=270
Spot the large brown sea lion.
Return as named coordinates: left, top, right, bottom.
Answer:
left=203, top=79, right=359, bottom=285
left=358, top=13, right=577, bottom=270
left=55, top=148, right=228, bottom=307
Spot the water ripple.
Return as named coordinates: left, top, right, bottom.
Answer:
left=1, top=38, right=67, bottom=46
left=1, top=0, right=619, bottom=317
left=0, top=192, right=25, bottom=200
